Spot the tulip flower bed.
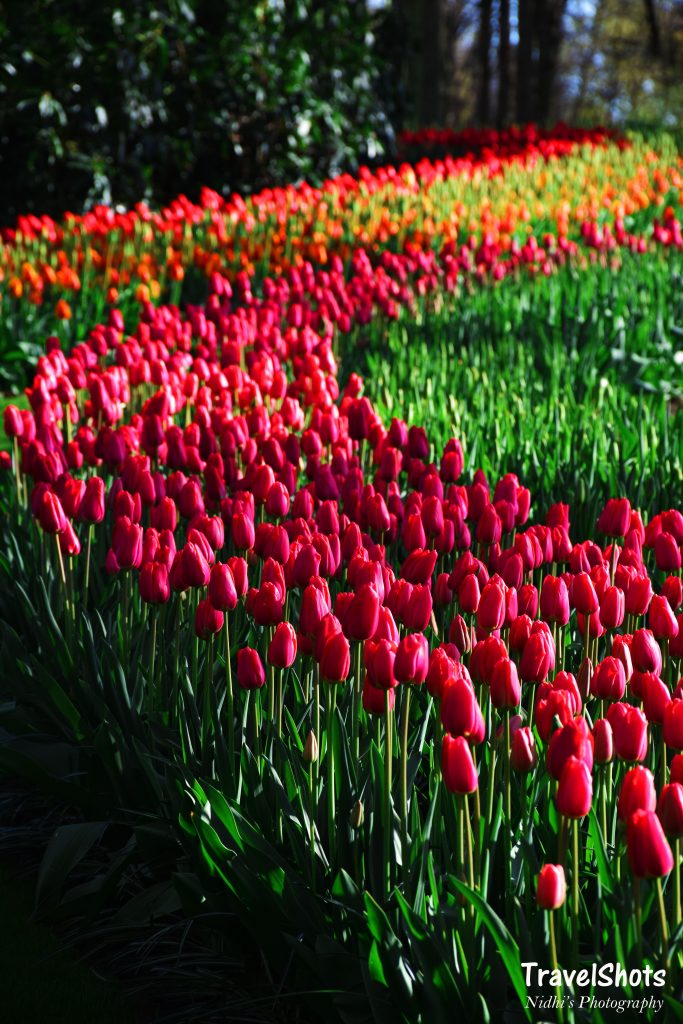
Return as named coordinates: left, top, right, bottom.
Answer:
left=0, top=125, right=681, bottom=389
left=1, top=126, right=683, bottom=1022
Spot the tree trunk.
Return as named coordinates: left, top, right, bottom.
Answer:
left=421, top=0, right=443, bottom=124
left=535, top=0, right=566, bottom=125
left=516, top=0, right=533, bottom=122
left=497, top=0, right=510, bottom=127
left=642, top=0, right=661, bottom=57
left=476, top=0, right=493, bottom=124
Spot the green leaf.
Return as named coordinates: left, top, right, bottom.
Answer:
left=449, top=879, right=531, bottom=1021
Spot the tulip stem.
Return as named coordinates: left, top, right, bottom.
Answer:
left=583, top=615, right=591, bottom=665
left=277, top=668, right=284, bottom=742
left=634, top=877, right=643, bottom=963
left=54, top=533, right=66, bottom=587
left=84, top=523, right=94, bottom=603
left=149, top=609, right=157, bottom=711
left=400, top=685, right=411, bottom=880
left=571, top=818, right=580, bottom=966
left=12, top=436, right=21, bottom=502
left=268, top=626, right=276, bottom=722
left=464, top=793, right=475, bottom=893
left=353, top=641, right=362, bottom=765
left=327, top=686, right=338, bottom=868
left=384, top=689, right=393, bottom=899
left=599, top=766, right=608, bottom=843
left=201, top=635, right=213, bottom=756
left=656, top=877, right=670, bottom=977
left=504, top=711, right=512, bottom=822
left=661, top=733, right=668, bottom=792
left=308, top=762, right=316, bottom=893
left=548, top=911, right=564, bottom=1024
left=675, top=839, right=682, bottom=931
left=224, top=615, right=234, bottom=785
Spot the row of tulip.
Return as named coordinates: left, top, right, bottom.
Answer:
left=0, top=127, right=680, bottom=380
left=1, top=196, right=682, bottom=1019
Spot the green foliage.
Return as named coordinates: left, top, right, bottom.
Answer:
left=0, top=0, right=392, bottom=221
left=341, top=250, right=683, bottom=535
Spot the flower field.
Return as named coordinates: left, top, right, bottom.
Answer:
left=1, top=126, right=683, bottom=1022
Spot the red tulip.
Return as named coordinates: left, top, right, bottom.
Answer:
left=540, top=576, right=570, bottom=625
left=597, top=498, right=631, bottom=537
left=657, top=783, right=683, bottom=837
left=477, top=579, right=506, bottom=632
left=237, top=647, right=266, bottom=690
left=631, top=628, right=662, bottom=674
left=599, top=586, right=625, bottom=629
left=627, top=810, right=674, bottom=878
left=536, top=864, right=566, bottom=910
left=663, top=699, right=683, bottom=750
left=268, top=622, right=297, bottom=668
left=649, top=594, right=679, bottom=640
left=519, top=631, right=554, bottom=683
left=394, top=633, right=429, bottom=684
left=556, top=756, right=592, bottom=818
left=618, top=765, right=656, bottom=821
left=593, top=718, right=613, bottom=764
left=441, top=674, right=480, bottom=738
left=547, top=717, right=594, bottom=780
left=320, top=630, right=351, bottom=683
left=195, top=597, right=224, bottom=639
left=80, top=476, right=106, bottom=525
left=608, top=702, right=648, bottom=762
left=572, top=572, right=599, bottom=615
left=38, top=491, right=67, bottom=534
left=490, top=658, right=521, bottom=710
left=511, top=727, right=537, bottom=773
left=112, top=516, right=143, bottom=570
left=442, top=734, right=478, bottom=794
left=590, top=656, right=626, bottom=701
left=139, top=561, right=170, bottom=604
left=343, top=583, right=381, bottom=642
left=209, top=563, right=238, bottom=611
left=625, top=573, right=652, bottom=616
left=362, top=676, right=393, bottom=715
left=654, top=532, right=682, bottom=572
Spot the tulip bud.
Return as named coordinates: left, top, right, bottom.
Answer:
left=349, top=799, right=364, bottom=829
left=303, top=730, right=319, bottom=763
